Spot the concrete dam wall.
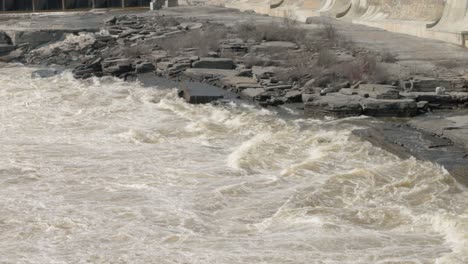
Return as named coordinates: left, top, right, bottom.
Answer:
left=1, top=0, right=151, bottom=12
left=224, top=0, right=468, bottom=47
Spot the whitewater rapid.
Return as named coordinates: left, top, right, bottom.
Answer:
left=0, top=64, right=467, bottom=264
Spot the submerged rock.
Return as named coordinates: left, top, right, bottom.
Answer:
left=31, top=68, right=62, bottom=78
left=353, top=123, right=468, bottom=186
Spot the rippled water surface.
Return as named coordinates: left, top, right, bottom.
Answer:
left=0, top=64, right=467, bottom=264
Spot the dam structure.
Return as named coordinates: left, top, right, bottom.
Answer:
left=224, top=0, right=468, bottom=47
left=0, top=0, right=151, bottom=12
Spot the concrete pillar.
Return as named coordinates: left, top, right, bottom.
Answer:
left=62, top=0, right=65, bottom=10
left=122, top=0, right=124, bottom=8
left=32, top=0, right=35, bottom=11
left=2, top=0, right=5, bottom=12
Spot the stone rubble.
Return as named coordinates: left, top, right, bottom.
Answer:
left=1, top=13, right=468, bottom=119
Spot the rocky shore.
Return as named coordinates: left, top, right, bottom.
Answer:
left=0, top=6, right=467, bottom=185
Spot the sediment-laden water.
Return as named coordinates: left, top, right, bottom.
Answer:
left=0, top=64, right=467, bottom=264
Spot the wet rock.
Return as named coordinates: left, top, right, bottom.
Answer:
left=0, top=48, right=25, bottom=62
left=409, top=115, right=468, bottom=150
left=241, top=88, right=267, bottom=100
left=9, top=29, right=95, bottom=49
left=360, top=98, right=418, bottom=117
left=101, top=58, right=133, bottom=76
left=284, top=90, right=303, bottom=103
left=135, top=61, right=155, bottom=73
left=417, top=101, right=429, bottom=111
left=0, top=45, right=15, bottom=56
left=104, top=16, right=117, bottom=25
left=353, top=123, right=468, bottom=186
left=0, top=32, right=12, bottom=45
left=180, top=81, right=225, bottom=104
left=192, top=58, right=235, bottom=70
left=302, top=93, right=315, bottom=103
left=183, top=68, right=240, bottom=80
left=304, top=94, right=363, bottom=118
left=73, top=57, right=102, bottom=79
left=31, top=68, right=61, bottom=78
left=221, top=76, right=262, bottom=91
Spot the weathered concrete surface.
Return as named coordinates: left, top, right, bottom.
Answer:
left=224, top=0, right=468, bottom=47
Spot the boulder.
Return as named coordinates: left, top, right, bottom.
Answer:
left=135, top=61, right=155, bottom=73
left=72, top=57, right=102, bottom=79
left=360, top=98, right=418, bottom=117
left=192, top=58, right=235, bottom=70
left=304, top=94, right=363, bottom=118
left=101, top=58, right=133, bottom=76
left=180, top=81, right=225, bottom=104
left=31, top=69, right=62, bottom=78
left=284, top=90, right=303, bottom=103
left=241, top=88, right=267, bottom=100
left=221, top=76, right=262, bottom=90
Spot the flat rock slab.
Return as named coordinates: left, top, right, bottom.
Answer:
left=353, top=123, right=468, bottom=187
left=241, top=88, right=266, bottom=100
left=400, top=76, right=468, bottom=93
left=192, top=57, right=235, bottom=70
left=360, top=98, right=418, bottom=117
left=305, top=93, right=418, bottom=118
left=305, top=94, right=363, bottom=118
left=220, top=76, right=262, bottom=90
left=409, top=114, right=468, bottom=150
left=179, top=81, right=226, bottom=104
left=251, top=41, right=299, bottom=52
left=401, top=92, right=468, bottom=106
left=184, top=68, right=240, bottom=80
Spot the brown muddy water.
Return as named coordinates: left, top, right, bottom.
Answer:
left=0, top=63, right=467, bottom=264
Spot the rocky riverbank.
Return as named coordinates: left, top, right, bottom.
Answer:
left=0, top=6, right=467, bottom=185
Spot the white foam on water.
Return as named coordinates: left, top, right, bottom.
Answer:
left=0, top=64, right=467, bottom=264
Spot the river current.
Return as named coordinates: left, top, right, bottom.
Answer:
left=0, top=63, right=467, bottom=264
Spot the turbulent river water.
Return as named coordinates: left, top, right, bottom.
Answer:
left=0, top=63, right=467, bottom=264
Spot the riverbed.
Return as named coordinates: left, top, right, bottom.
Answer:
left=0, top=64, right=467, bottom=263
